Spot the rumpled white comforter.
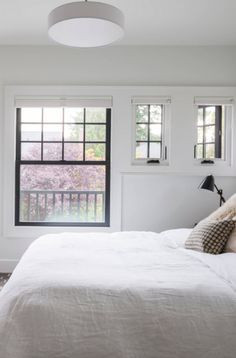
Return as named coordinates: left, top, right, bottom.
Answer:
left=0, top=229, right=236, bottom=358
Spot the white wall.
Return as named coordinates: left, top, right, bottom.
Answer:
left=1, top=46, right=236, bottom=85
left=122, top=175, right=236, bottom=231
left=1, top=46, right=236, bottom=272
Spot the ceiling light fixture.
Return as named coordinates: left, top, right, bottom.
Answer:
left=48, top=0, right=125, bottom=47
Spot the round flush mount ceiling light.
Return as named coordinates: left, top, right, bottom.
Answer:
left=48, top=1, right=125, bottom=47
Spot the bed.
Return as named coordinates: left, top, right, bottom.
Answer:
left=0, top=229, right=236, bottom=358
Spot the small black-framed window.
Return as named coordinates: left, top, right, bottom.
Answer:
left=195, top=105, right=224, bottom=160
left=135, top=104, right=166, bottom=160
left=15, top=107, right=111, bottom=227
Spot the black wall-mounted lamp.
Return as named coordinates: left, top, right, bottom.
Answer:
left=199, top=175, right=226, bottom=207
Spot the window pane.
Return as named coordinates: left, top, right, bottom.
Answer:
left=21, top=124, right=41, bottom=141
left=150, top=105, right=162, bottom=123
left=205, top=126, right=215, bottom=142
left=43, top=108, right=63, bottom=123
left=64, top=143, right=83, bottom=161
left=196, top=144, right=203, bottom=159
left=43, top=124, right=62, bottom=141
left=197, top=127, right=203, bottom=143
left=136, top=105, right=148, bottom=123
left=136, top=124, right=148, bottom=140
left=85, top=108, right=106, bottom=123
left=19, top=165, right=106, bottom=223
left=85, top=143, right=105, bottom=160
left=136, top=142, right=147, bottom=159
left=85, top=125, right=106, bottom=142
left=64, top=108, right=84, bottom=123
left=43, top=143, right=62, bottom=160
left=150, top=124, right=162, bottom=141
left=150, top=142, right=161, bottom=158
left=205, top=107, right=215, bottom=125
left=21, top=143, right=41, bottom=160
left=198, top=108, right=203, bottom=125
left=21, top=108, right=42, bottom=123
left=205, top=144, right=215, bottom=159
left=64, top=124, right=84, bottom=141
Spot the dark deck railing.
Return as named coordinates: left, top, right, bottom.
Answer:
left=20, top=190, right=105, bottom=223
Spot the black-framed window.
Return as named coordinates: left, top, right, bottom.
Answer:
left=196, top=105, right=224, bottom=160
left=15, top=107, right=111, bottom=226
left=135, top=104, right=164, bottom=159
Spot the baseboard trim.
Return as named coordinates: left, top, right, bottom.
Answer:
left=0, top=259, right=19, bottom=273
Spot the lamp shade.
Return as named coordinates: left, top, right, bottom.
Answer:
left=199, top=175, right=215, bottom=192
left=48, top=1, right=125, bottom=47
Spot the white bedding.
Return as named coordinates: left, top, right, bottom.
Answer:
left=0, top=229, right=236, bottom=358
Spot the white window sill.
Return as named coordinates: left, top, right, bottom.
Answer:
left=193, top=159, right=231, bottom=167
left=132, top=160, right=169, bottom=167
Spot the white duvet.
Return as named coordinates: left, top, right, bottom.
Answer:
left=0, top=229, right=236, bottom=358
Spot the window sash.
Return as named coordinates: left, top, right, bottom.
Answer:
left=196, top=105, right=222, bottom=160
left=16, top=108, right=109, bottom=163
left=135, top=104, right=165, bottom=160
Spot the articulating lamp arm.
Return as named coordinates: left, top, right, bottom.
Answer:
left=214, top=184, right=226, bottom=206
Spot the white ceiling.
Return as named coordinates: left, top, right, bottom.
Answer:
left=0, top=0, right=236, bottom=46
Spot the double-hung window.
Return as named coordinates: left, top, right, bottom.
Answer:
left=15, top=98, right=111, bottom=226
left=132, top=97, right=171, bottom=164
left=194, top=97, right=233, bottom=164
